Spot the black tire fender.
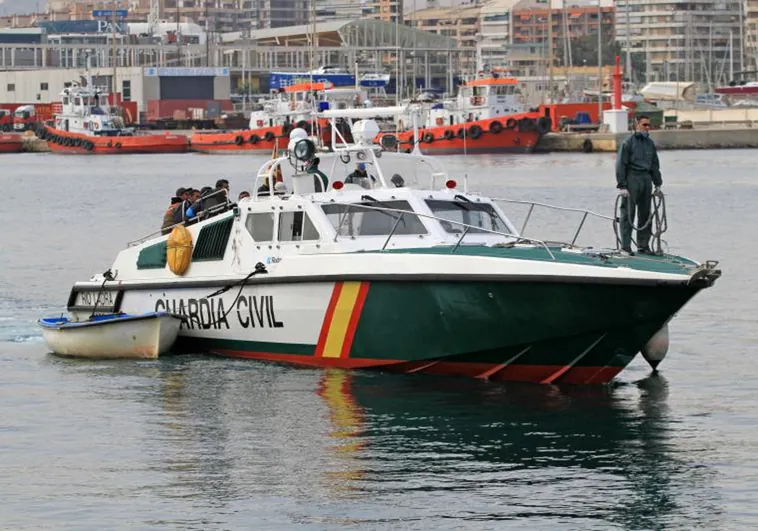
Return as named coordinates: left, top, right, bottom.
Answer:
left=582, top=138, right=593, bottom=153
left=489, top=121, right=503, bottom=134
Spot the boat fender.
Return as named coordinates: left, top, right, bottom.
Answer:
left=84, top=141, right=94, bottom=151
left=249, top=134, right=259, bottom=144
left=166, top=225, right=193, bottom=276
left=641, top=324, right=669, bottom=369
left=456, top=128, right=466, bottom=139
left=443, top=129, right=454, bottom=140
left=469, top=124, right=483, bottom=139
left=489, top=120, right=503, bottom=134
left=505, top=118, right=517, bottom=130
left=380, top=134, right=397, bottom=150
left=115, top=142, right=122, bottom=149
left=422, top=131, right=435, bottom=143
left=537, top=116, right=551, bottom=134
left=74, top=138, right=83, bottom=148
left=582, top=138, right=593, bottom=153
left=235, top=134, right=244, bottom=145
left=264, top=131, right=275, bottom=142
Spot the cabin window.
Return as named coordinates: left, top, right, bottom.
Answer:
left=321, top=201, right=427, bottom=237
left=425, top=200, right=510, bottom=234
left=40, top=83, right=49, bottom=91
left=122, top=80, right=131, bottom=101
left=278, top=210, right=319, bottom=242
left=62, top=96, right=69, bottom=105
left=245, top=212, right=275, bottom=242
left=74, top=97, right=82, bottom=106
left=7, top=84, right=15, bottom=92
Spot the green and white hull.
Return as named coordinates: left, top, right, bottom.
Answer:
left=62, top=120, right=721, bottom=384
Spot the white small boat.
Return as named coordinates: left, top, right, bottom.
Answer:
left=38, top=311, right=184, bottom=360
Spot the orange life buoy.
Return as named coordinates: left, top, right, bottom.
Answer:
left=435, top=117, right=444, bottom=126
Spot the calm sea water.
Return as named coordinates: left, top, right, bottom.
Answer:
left=0, top=150, right=756, bottom=529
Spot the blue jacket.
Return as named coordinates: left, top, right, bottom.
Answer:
left=615, top=132, right=662, bottom=188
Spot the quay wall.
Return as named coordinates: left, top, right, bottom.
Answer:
left=536, top=127, right=758, bottom=153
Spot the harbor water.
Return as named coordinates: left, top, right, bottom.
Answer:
left=0, top=150, right=756, bottom=529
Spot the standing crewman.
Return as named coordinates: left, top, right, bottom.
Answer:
left=615, top=114, right=663, bottom=255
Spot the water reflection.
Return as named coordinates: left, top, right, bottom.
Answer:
left=47, top=357, right=722, bottom=527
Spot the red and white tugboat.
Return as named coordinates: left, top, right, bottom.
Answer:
left=189, top=82, right=365, bottom=154
left=38, top=83, right=188, bottom=155
left=377, top=75, right=550, bottom=154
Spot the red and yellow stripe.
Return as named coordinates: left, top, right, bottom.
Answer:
left=315, top=281, right=370, bottom=359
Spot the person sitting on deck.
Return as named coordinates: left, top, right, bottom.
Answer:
left=257, top=177, right=271, bottom=196
left=171, top=187, right=194, bottom=225
left=161, top=190, right=185, bottom=235
left=345, top=162, right=376, bottom=189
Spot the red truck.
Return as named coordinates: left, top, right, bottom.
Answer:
left=12, top=103, right=55, bottom=132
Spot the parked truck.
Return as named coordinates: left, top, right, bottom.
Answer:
left=13, top=104, right=54, bottom=132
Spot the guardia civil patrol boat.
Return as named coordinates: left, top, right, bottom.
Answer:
left=62, top=108, right=721, bottom=384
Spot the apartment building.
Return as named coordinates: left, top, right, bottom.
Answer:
left=405, top=5, right=479, bottom=48
left=615, top=0, right=743, bottom=85
left=366, top=0, right=403, bottom=23
left=747, top=0, right=758, bottom=72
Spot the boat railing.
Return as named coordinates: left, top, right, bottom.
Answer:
left=127, top=189, right=232, bottom=247
left=318, top=201, right=557, bottom=260
left=492, top=198, right=615, bottom=247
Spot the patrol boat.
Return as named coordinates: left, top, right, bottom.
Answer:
left=61, top=110, right=721, bottom=384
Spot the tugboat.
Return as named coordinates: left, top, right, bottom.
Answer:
left=56, top=108, right=721, bottom=384
left=38, top=82, right=188, bottom=155
left=377, top=75, right=549, bottom=154
left=189, top=81, right=364, bottom=154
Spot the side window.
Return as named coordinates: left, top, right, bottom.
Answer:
left=278, top=210, right=320, bottom=242
left=245, top=212, right=274, bottom=242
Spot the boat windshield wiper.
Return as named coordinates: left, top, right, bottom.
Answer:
left=453, top=194, right=471, bottom=211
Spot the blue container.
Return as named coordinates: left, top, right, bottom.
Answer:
left=318, top=101, right=330, bottom=111
left=575, top=112, right=591, bottom=124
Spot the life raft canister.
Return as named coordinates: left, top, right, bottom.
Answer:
left=166, top=225, right=193, bottom=276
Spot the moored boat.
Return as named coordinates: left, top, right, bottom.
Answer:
left=0, top=132, right=24, bottom=153
left=56, top=109, right=721, bottom=384
left=377, top=75, right=549, bottom=154
left=38, top=82, right=189, bottom=155
left=39, top=311, right=184, bottom=359
left=189, top=82, right=363, bottom=154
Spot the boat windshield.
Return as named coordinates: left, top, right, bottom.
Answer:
left=424, top=200, right=509, bottom=234
left=321, top=201, right=427, bottom=237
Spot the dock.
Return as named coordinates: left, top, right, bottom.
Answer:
left=536, top=127, right=758, bottom=153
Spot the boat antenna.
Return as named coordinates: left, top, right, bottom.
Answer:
left=463, top=124, right=469, bottom=193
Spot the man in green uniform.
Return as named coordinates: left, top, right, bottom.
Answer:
left=615, top=114, right=663, bottom=255
left=307, top=157, right=329, bottom=192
